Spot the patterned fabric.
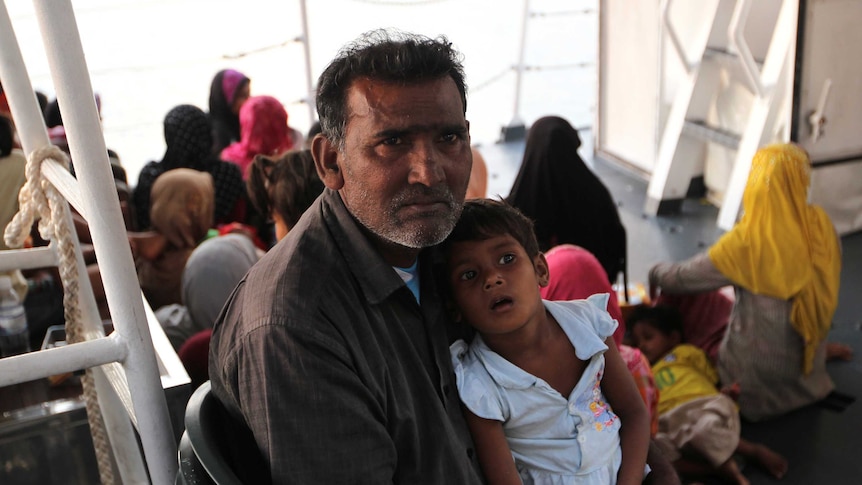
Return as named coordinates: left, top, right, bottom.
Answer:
left=221, top=95, right=294, bottom=179
left=133, top=105, right=244, bottom=229
left=708, top=143, right=841, bottom=374
left=619, top=344, right=659, bottom=437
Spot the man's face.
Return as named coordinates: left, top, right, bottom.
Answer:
left=322, top=77, right=472, bottom=258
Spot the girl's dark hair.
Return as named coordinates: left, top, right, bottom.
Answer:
left=626, top=304, right=684, bottom=337
left=246, top=149, right=324, bottom=229
left=442, top=198, right=540, bottom=260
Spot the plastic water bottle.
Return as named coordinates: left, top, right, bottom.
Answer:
left=0, top=275, right=31, bottom=357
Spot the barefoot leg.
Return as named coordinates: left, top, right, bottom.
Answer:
left=737, top=439, right=788, bottom=479
left=717, top=457, right=750, bottom=485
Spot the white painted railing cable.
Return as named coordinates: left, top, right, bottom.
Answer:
left=4, top=146, right=116, bottom=485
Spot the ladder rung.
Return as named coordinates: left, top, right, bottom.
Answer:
left=683, top=120, right=741, bottom=149
left=704, top=46, right=764, bottom=68
left=0, top=246, right=58, bottom=272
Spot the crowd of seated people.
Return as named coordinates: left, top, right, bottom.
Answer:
left=3, top=58, right=855, bottom=484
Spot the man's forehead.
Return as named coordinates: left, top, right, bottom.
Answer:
left=344, top=77, right=464, bottom=120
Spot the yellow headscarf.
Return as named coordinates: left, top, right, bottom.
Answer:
left=708, top=143, right=841, bottom=374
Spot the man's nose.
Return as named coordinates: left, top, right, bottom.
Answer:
left=407, top=141, right=445, bottom=186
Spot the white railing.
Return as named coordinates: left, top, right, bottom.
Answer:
left=0, top=0, right=180, bottom=483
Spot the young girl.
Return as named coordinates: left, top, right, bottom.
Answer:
left=444, top=199, right=650, bottom=485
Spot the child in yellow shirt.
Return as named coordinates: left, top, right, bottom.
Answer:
left=628, top=305, right=787, bottom=485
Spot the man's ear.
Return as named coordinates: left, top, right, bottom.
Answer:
left=535, top=252, right=550, bottom=288
left=311, top=133, right=344, bottom=190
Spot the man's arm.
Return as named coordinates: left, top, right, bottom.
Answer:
left=224, top=322, right=397, bottom=483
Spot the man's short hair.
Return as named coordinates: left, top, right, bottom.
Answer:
left=315, top=29, right=467, bottom=148
left=442, top=198, right=540, bottom=260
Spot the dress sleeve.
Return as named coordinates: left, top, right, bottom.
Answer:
left=585, top=293, right=619, bottom=341
left=649, top=252, right=733, bottom=294
left=450, top=340, right=506, bottom=421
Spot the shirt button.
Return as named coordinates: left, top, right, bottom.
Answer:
left=568, top=403, right=576, bottom=414
left=578, top=435, right=587, bottom=443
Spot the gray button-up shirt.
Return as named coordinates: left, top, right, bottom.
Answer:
left=209, top=188, right=483, bottom=484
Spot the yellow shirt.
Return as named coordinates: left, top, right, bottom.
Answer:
left=652, top=344, right=718, bottom=415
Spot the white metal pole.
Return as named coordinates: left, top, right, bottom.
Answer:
left=0, top=0, right=49, bottom=154
left=30, top=0, right=177, bottom=482
left=0, top=5, right=149, bottom=482
left=511, top=0, right=530, bottom=128
left=298, top=0, right=316, bottom=127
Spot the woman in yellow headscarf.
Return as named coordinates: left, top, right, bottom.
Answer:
left=648, top=143, right=842, bottom=421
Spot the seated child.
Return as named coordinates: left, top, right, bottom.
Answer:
left=628, top=305, right=788, bottom=485
left=444, top=199, right=650, bottom=485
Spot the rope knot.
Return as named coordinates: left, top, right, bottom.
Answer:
left=4, top=145, right=71, bottom=248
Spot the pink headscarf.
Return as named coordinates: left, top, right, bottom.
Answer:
left=220, top=95, right=293, bottom=179
left=540, top=244, right=625, bottom=345
left=221, top=69, right=247, bottom=105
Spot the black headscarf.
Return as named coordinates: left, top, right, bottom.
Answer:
left=506, top=116, right=626, bottom=283
left=133, top=105, right=244, bottom=230
left=208, top=69, right=250, bottom=156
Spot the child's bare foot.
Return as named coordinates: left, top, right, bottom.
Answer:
left=718, top=457, right=750, bottom=485
left=752, top=443, right=788, bottom=479
left=826, top=342, right=853, bottom=362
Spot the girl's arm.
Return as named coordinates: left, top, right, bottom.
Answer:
left=601, top=337, right=651, bottom=485
left=463, top=406, right=522, bottom=485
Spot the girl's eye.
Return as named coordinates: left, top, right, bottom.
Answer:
left=460, top=270, right=477, bottom=281
left=499, top=254, right=515, bottom=264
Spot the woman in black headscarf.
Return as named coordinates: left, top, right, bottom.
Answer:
left=133, top=105, right=244, bottom=230
left=208, top=69, right=251, bottom=156
left=506, top=115, right=626, bottom=283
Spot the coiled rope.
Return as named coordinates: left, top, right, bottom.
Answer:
left=4, top=145, right=116, bottom=485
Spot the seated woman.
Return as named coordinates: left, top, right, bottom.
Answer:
left=506, top=116, right=627, bottom=284
left=135, top=168, right=214, bottom=311
left=221, top=95, right=297, bottom=180
left=649, top=143, right=842, bottom=421
left=133, top=104, right=244, bottom=230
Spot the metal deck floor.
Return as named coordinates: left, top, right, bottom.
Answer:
left=477, top=133, right=862, bottom=485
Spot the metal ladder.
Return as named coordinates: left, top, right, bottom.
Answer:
left=0, top=0, right=181, bottom=483
left=644, top=0, right=799, bottom=230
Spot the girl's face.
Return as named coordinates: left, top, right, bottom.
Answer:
left=630, top=322, right=678, bottom=365
left=447, top=234, right=549, bottom=337
left=272, top=212, right=289, bottom=242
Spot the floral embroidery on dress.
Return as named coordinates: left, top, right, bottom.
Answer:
left=576, top=363, right=619, bottom=433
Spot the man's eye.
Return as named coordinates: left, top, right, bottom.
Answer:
left=460, top=270, right=477, bottom=281
left=441, top=133, right=459, bottom=143
left=499, top=254, right=515, bottom=264
left=382, top=136, right=402, bottom=146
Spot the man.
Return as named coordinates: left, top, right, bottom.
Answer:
left=209, top=29, right=680, bottom=485
left=209, top=30, right=482, bottom=483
